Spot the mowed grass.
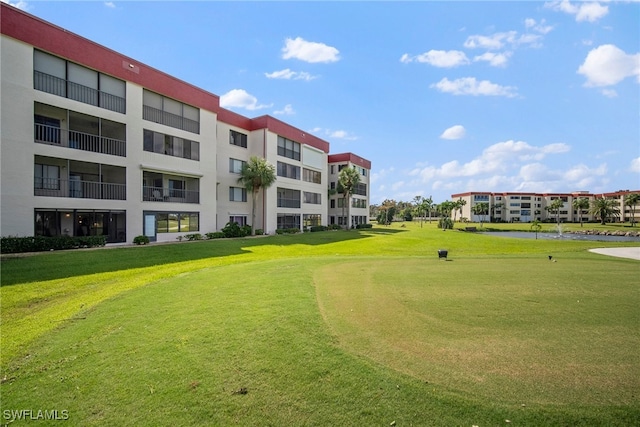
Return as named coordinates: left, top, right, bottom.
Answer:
left=1, top=222, right=639, bottom=425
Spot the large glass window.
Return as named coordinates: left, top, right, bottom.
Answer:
left=229, top=158, right=246, bottom=174
left=154, top=211, right=199, bottom=233
left=143, top=89, right=199, bottom=134
left=303, top=168, right=321, bottom=184
left=143, top=129, right=199, bottom=160
left=303, top=214, right=321, bottom=227
left=230, top=130, right=248, bottom=148
left=34, top=163, right=60, bottom=190
left=303, top=191, right=321, bottom=204
left=277, top=161, right=300, bottom=179
left=229, top=187, right=247, bottom=202
left=277, top=136, right=300, bottom=160
left=277, top=188, right=301, bottom=208
left=277, top=214, right=300, bottom=230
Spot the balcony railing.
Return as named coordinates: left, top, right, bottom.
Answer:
left=34, top=71, right=126, bottom=114
left=35, top=178, right=126, bottom=200
left=143, top=105, right=200, bottom=134
left=142, top=186, right=199, bottom=204
left=35, top=123, right=126, bottom=157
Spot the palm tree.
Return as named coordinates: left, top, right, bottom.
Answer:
left=625, top=193, right=639, bottom=226
left=589, top=197, right=620, bottom=225
left=545, top=198, right=565, bottom=225
left=453, top=198, right=466, bottom=222
left=237, top=156, right=276, bottom=235
left=338, top=166, right=361, bottom=229
left=572, top=197, right=590, bottom=227
left=471, top=202, right=489, bottom=227
left=423, top=195, right=434, bottom=223
left=530, top=219, right=542, bottom=239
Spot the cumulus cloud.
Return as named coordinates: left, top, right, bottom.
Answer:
left=463, top=31, right=542, bottom=50
left=431, top=77, right=518, bottom=97
left=631, top=157, right=640, bottom=173
left=282, top=37, right=340, bottom=63
left=104, top=2, right=115, bottom=8
left=440, top=125, right=466, bottom=140
left=577, top=44, right=640, bottom=87
left=473, top=52, right=512, bottom=67
left=545, top=0, right=609, bottom=22
left=524, top=18, right=554, bottom=35
left=400, top=50, right=469, bottom=67
left=265, top=69, right=318, bottom=81
left=220, top=89, right=272, bottom=111
left=329, top=130, right=358, bottom=141
left=273, top=104, right=295, bottom=116
left=1, top=0, right=29, bottom=10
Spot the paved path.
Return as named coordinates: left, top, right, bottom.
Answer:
left=588, top=247, right=640, bottom=261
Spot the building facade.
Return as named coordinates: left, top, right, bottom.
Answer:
left=451, top=190, right=640, bottom=223
left=327, top=153, right=372, bottom=228
left=0, top=4, right=370, bottom=243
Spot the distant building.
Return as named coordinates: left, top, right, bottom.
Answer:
left=451, top=190, right=640, bottom=223
left=0, top=3, right=371, bottom=242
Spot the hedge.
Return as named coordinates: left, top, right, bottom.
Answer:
left=1, top=235, right=107, bottom=254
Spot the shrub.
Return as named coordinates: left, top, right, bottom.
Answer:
left=222, top=222, right=248, bottom=238
left=356, top=223, right=373, bottom=229
left=275, top=228, right=300, bottom=235
left=254, top=229, right=264, bottom=236
left=1, top=235, right=107, bottom=253
left=438, top=217, right=454, bottom=230
left=205, top=232, right=225, bottom=239
left=133, top=235, right=150, bottom=245
left=184, top=233, right=203, bottom=241
left=328, top=224, right=342, bottom=230
left=310, top=225, right=327, bottom=232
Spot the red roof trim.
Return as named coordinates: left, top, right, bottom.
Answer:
left=328, top=153, right=371, bottom=169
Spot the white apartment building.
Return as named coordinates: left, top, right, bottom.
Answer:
left=327, top=153, right=371, bottom=228
left=451, top=190, right=640, bottom=223
left=0, top=4, right=370, bottom=243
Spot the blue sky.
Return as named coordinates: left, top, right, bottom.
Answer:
left=7, top=0, right=639, bottom=204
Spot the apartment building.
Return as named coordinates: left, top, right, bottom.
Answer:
left=0, top=4, right=370, bottom=243
left=451, top=190, right=640, bottom=223
left=327, top=153, right=371, bottom=228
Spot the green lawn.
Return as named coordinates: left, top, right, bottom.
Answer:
left=1, top=223, right=638, bottom=425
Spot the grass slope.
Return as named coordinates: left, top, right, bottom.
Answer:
left=1, top=223, right=638, bottom=425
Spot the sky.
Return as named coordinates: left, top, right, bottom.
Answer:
left=5, top=0, right=639, bottom=204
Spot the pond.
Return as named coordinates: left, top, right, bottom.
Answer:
left=481, top=231, right=640, bottom=243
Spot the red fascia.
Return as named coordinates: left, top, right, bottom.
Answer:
left=328, top=153, right=371, bottom=170
left=250, top=115, right=330, bottom=153
left=1, top=3, right=219, bottom=112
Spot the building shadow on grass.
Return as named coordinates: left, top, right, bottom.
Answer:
left=1, top=227, right=407, bottom=286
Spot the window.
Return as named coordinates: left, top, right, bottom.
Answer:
left=34, top=164, right=60, bottom=190
left=330, top=199, right=335, bottom=208
left=229, top=187, right=247, bottom=202
left=277, top=161, right=300, bottom=179
left=34, top=115, right=61, bottom=144
left=474, top=195, right=489, bottom=201
left=338, top=198, right=346, bottom=208
left=354, top=183, right=367, bottom=196
left=357, top=166, right=367, bottom=176
left=277, top=136, right=300, bottom=160
left=330, top=165, right=335, bottom=174
left=303, top=214, right=321, bottom=227
left=521, top=196, right=531, bottom=200
left=229, top=215, right=247, bottom=226
left=143, top=89, right=199, bottom=134
left=303, top=191, right=321, bottom=204
left=143, top=129, right=199, bottom=160
left=230, top=130, right=248, bottom=148
left=303, top=168, right=321, bottom=184
left=277, top=188, right=300, bottom=208
left=229, top=158, right=246, bottom=174
left=34, top=50, right=125, bottom=113
left=154, top=212, right=199, bottom=233
left=338, top=164, right=347, bottom=171
left=169, top=179, right=185, bottom=198
left=352, top=198, right=367, bottom=208
left=277, top=214, right=300, bottom=230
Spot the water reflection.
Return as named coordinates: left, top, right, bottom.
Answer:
left=482, top=231, right=640, bottom=242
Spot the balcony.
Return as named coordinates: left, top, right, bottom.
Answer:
left=143, top=105, right=199, bottom=134
left=34, top=71, right=126, bottom=114
left=34, top=156, right=126, bottom=200
left=35, top=178, right=126, bottom=200
left=142, top=186, right=200, bottom=204
left=35, top=123, right=126, bottom=157
left=142, top=171, right=199, bottom=204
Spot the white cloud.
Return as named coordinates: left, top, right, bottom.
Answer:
left=104, top=2, right=115, bottom=8
left=577, top=44, right=640, bottom=87
left=440, top=125, right=466, bottom=140
left=400, top=50, right=469, bottom=68
left=329, top=130, right=358, bottom=141
left=630, top=157, right=640, bottom=173
left=473, top=52, right=512, bottom=67
left=282, top=37, right=340, bottom=63
left=1, top=0, right=29, bottom=10
left=273, top=104, right=295, bottom=116
left=220, top=89, right=272, bottom=111
left=463, top=31, right=541, bottom=51
left=601, top=89, right=618, bottom=98
left=430, top=77, right=518, bottom=98
left=545, top=1, right=609, bottom=22
left=525, top=18, right=554, bottom=35
left=265, top=68, right=317, bottom=81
